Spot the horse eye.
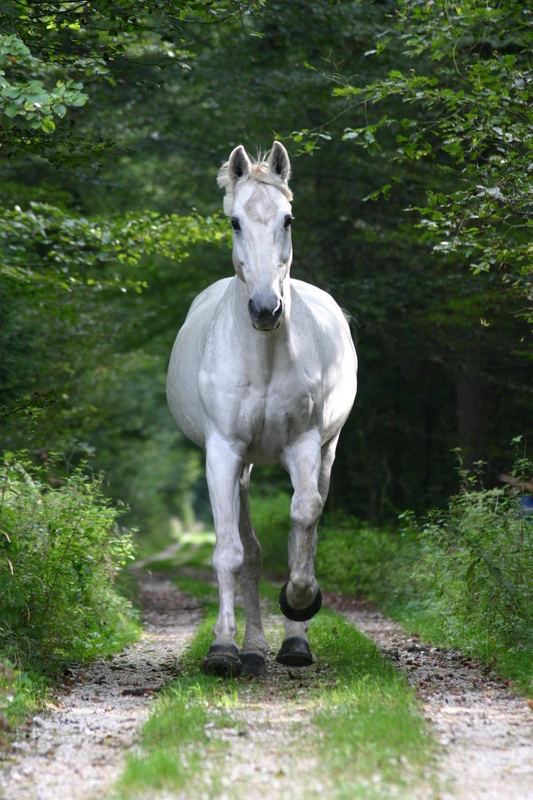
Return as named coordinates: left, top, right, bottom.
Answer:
left=231, top=217, right=241, bottom=231
left=284, top=215, right=293, bottom=230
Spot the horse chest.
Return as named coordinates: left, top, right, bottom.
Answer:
left=243, top=381, right=316, bottom=463
left=200, top=358, right=319, bottom=462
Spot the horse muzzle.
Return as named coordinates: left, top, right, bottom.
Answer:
left=248, top=296, right=283, bottom=331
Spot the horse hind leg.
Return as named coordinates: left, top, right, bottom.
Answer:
left=238, top=464, right=268, bottom=676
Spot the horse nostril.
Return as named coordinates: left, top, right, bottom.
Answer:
left=272, top=299, right=283, bottom=320
left=248, top=298, right=258, bottom=321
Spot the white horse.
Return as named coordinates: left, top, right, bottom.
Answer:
left=167, top=142, right=357, bottom=676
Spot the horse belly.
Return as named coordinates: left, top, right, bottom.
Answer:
left=167, top=329, right=206, bottom=448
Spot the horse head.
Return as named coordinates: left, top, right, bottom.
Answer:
left=218, top=142, right=293, bottom=332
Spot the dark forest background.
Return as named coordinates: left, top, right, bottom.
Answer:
left=1, top=0, right=531, bottom=545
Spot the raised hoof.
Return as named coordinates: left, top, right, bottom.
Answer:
left=276, top=636, right=313, bottom=667
left=201, top=644, right=242, bottom=678
left=278, top=582, right=323, bottom=622
left=240, top=651, right=266, bottom=677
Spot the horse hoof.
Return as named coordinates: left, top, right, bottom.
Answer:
left=240, top=651, right=266, bottom=677
left=201, top=644, right=242, bottom=678
left=275, top=636, right=313, bottom=667
left=278, top=582, right=322, bottom=621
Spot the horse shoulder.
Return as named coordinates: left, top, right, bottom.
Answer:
left=184, top=277, right=233, bottom=322
left=167, top=277, right=234, bottom=448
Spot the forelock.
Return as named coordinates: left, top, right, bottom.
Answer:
left=217, top=150, right=293, bottom=216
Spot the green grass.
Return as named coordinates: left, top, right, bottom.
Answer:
left=155, top=500, right=533, bottom=695
left=115, top=673, right=234, bottom=798
left=316, top=513, right=533, bottom=695
left=309, top=609, right=433, bottom=799
left=0, top=660, right=50, bottom=743
left=115, top=581, right=240, bottom=799
left=246, top=455, right=533, bottom=700
left=115, top=573, right=436, bottom=800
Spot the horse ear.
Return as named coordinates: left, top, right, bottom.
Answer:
left=268, top=141, right=291, bottom=183
left=228, top=145, right=251, bottom=183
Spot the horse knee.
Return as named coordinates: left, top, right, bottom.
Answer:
left=290, top=490, right=323, bottom=531
left=213, top=538, right=244, bottom=575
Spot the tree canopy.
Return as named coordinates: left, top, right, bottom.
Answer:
left=1, top=0, right=531, bottom=532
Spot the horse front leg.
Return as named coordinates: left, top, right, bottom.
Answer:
left=203, top=434, right=244, bottom=677
left=276, top=433, right=339, bottom=666
left=279, top=432, right=324, bottom=623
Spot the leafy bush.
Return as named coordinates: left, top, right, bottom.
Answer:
left=316, top=514, right=414, bottom=597
left=316, top=456, right=533, bottom=691
left=0, top=453, right=139, bottom=673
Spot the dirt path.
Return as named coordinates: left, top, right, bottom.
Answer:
left=326, top=592, right=533, bottom=800
left=0, top=573, right=202, bottom=800
left=2, top=572, right=532, bottom=800
left=212, top=611, right=327, bottom=800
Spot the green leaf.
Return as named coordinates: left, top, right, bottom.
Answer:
left=41, top=117, right=55, bottom=133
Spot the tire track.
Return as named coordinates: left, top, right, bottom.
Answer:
left=326, top=592, right=533, bottom=800
left=0, top=573, right=202, bottom=800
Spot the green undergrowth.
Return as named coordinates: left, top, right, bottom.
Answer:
left=0, top=453, right=141, bottom=738
left=160, top=478, right=533, bottom=694
left=141, top=529, right=215, bottom=574
left=115, top=573, right=435, bottom=800
left=316, top=462, right=533, bottom=695
left=247, top=455, right=533, bottom=695
left=0, top=660, right=50, bottom=743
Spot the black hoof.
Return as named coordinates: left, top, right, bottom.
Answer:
left=201, top=644, right=242, bottom=678
left=240, top=651, right=266, bottom=677
left=279, top=582, right=322, bottom=622
left=276, top=636, right=313, bottom=667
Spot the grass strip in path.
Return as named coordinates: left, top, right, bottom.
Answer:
left=260, top=581, right=436, bottom=800
left=115, top=574, right=436, bottom=799
left=114, top=577, right=239, bottom=799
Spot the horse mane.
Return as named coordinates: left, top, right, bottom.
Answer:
left=217, top=150, right=293, bottom=216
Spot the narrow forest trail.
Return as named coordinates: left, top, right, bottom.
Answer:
left=1, top=565, right=532, bottom=800
left=0, top=574, right=203, bottom=800
left=202, top=610, right=330, bottom=800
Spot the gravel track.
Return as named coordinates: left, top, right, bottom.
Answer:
left=0, top=574, right=202, bottom=800
left=1, top=572, right=532, bottom=800
left=213, top=612, right=327, bottom=800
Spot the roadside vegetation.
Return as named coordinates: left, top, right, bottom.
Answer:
left=317, top=456, right=533, bottom=695
left=145, top=445, right=533, bottom=699
left=115, top=574, right=435, bottom=800
left=0, top=453, right=140, bottom=733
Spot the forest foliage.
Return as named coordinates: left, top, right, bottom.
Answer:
left=0, top=0, right=531, bottom=601
left=0, top=1, right=531, bottom=730
left=0, top=453, right=138, bottom=672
